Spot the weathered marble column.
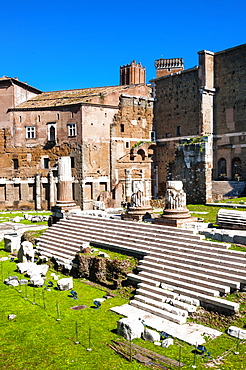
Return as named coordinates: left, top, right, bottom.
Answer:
left=50, top=156, right=80, bottom=225
left=35, top=174, right=41, bottom=210
left=125, top=169, right=132, bottom=203
left=56, top=156, right=75, bottom=206
left=49, top=170, right=55, bottom=207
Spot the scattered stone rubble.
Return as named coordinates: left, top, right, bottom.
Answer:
left=227, top=326, right=246, bottom=340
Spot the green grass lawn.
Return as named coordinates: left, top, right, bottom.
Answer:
left=1, top=244, right=246, bottom=370
left=1, top=203, right=246, bottom=369
left=0, top=210, right=51, bottom=225
left=187, top=202, right=246, bottom=224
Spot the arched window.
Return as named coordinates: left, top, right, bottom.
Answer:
left=218, top=158, right=227, bottom=179
left=137, top=149, right=145, bottom=160
left=49, top=126, right=56, bottom=141
left=232, top=157, right=242, bottom=180
left=47, top=122, right=56, bottom=142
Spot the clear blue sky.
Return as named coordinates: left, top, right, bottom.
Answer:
left=0, top=0, right=245, bottom=92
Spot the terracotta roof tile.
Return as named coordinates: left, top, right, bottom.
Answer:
left=15, top=85, right=133, bottom=109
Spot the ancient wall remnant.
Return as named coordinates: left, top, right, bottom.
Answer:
left=152, top=43, right=246, bottom=201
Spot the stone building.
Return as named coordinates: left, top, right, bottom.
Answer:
left=151, top=43, right=246, bottom=203
left=0, top=63, right=154, bottom=210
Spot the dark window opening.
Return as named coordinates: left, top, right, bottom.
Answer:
left=44, top=158, right=49, bottom=169
left=71, top=157, right=75, bottom=168
left=13, top=159, right=18, bottom=170
left=49, top=126, right=55, bottom=141
left=150, top=131, right=156, bottom=141
left=218, top=158, right=227, bottom=179
left=120, top=124, right=124, bottom=133
left=137, top=149, right=146, bottom=160
left=232, top=157, right=242, bottom=181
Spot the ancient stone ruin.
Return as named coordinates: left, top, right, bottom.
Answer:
left=155, top=181, right=196, bottom=227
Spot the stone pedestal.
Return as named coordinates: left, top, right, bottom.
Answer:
left=154, top=181, right=197, bottom=227
left=121, top=206, right=153, bottom=222
left=155, top=209, right=197, bottom=227
left=4, top=231, right=21, bottom=253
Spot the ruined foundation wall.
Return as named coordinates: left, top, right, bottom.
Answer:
left=167, top=139, right=213, bottom=204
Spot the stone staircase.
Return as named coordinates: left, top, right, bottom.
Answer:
left=37, top=214, right=244, bottom=322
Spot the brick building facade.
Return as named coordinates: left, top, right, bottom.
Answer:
left=0, top=65, right=154, bottom=210
left=1, top=44, right=245, bottom=210
left=151, top=43, right=246, bottom=203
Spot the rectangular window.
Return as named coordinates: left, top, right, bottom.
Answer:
left=71, top=157, right=75, bottom=168
left=44, top=158, right=49, bottom=169
left=13, top=159, right=18, bottom=170
left=125, top=141, right=130, bottom=149
left=150, top=131, right=156, bottom=141
left=26, top=126, right=36, bottom=139
left=68, top=123, right=76, bottom=137
left=176, top=126, right=181, bottom=136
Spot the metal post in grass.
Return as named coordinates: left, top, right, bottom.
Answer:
left=87, top=326, right=92, bottom=351
left=129, top=333, right=132, bottom=362
left=56, top=301, right=61, bottom=321
left=234, top=330, right=240, bottom=355
left=192, top=343, right=197, bottom=369
left=0, top=262, right=3, bottom=281
left=32, top=287, right=36, bottom=305
left=24, top=283, right=28, bottom=300
left=42, top=290, right=46, bottom=309
left=74, top=321, right=80, bottom=344
left=177, top=343, right=183, bottom=367
left=18, top=276, right=22, bottom=293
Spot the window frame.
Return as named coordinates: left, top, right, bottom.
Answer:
left=26, top=126, right=36, bottom=139
left=67, top=123, right=77, bottom=137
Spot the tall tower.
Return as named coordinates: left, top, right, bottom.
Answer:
left=120, top=60, right=146, bottom=85
left=155, top=57, right=184, bottom=78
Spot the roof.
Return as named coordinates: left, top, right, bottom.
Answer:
left=0, top=76, right=42, bottom=94
left=14, top=84, right=144, bottom=109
